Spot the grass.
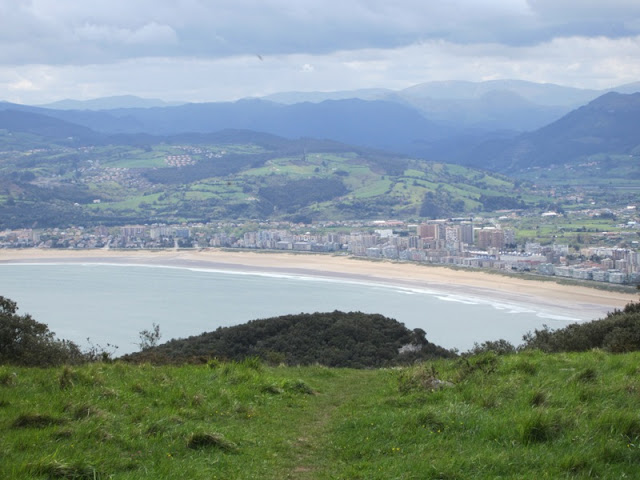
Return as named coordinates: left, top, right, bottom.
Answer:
left=3, top=351, right=640, bottom=478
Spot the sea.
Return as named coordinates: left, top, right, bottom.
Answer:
left=0, top=262, right=586, bottom=355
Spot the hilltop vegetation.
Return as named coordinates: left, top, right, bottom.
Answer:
left=5, top=292, right=640, bottom=369
left=0, top=296, right=84, bottom=367
left=122, top=311, right=454, bottom=367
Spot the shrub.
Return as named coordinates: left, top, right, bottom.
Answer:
left=456, top=352, right=499, bottom=382
left=0, top=296, right=84, bottom=367
left=466, top=339, right=516, bottom=356
left=0, top=370, right=17, bottom=387
left=521, top=302, right=640, bottom=353
left=398, top=364, right=454, bottom=393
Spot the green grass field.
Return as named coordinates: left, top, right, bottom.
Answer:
left=2, top=351, right=640, bottom=479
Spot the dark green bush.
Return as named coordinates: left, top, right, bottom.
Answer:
left=123, top=311, right=456, bottom=367
left=466, top=339, right=516, bottom=356
left=0, top=296, right=84, bottom=367
left=521, top=302, right=640, bottom=353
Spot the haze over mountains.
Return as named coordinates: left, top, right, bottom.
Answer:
left=1, top=79, right=639, bottom=176
left=38, top=95, right=184, bottom=111
left=34, top=79, right=640, bottom=131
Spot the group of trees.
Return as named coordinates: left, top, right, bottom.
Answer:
left=122, top=311, right=455, bottom=367
left=520, top=301, right=640, bottom=353
left=471, top=299, right=640, bottom=355
left=258, top=178, right=348, bottom=214
left=0, top=296, right=84, bottom=366
left=2, top=295, right=456, bottom=368
left=0, top=296, right=161, bottom=367
left=419, top=190, right=465, bottom=219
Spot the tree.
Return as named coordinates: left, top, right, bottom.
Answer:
left=0, top=296, right=83, bottom=366
left=138, top=323, right=162, bottom=351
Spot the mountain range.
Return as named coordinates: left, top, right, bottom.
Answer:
left=462, top=92, right=640, bottom=172
left=1, top=80, right=639, bottom=176
left=17, top=79, right=640, bottom=132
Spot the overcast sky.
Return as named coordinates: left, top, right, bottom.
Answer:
left=1, top=0, right=640, bottom=104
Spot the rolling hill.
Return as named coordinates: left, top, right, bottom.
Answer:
left=0, top=113, right=541, bottom=228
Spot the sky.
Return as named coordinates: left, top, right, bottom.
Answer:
left=1, top=0, right=640, bottom=104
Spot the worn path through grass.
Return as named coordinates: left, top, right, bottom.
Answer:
left=276, top=369, right=386, bottom=480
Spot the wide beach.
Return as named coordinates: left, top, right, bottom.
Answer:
left=0, top=248, right=635, bottom=321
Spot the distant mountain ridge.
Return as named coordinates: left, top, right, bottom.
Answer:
left=0, top=98, right=450, bottom=154
left=263, top=80, right=605, bottom=106
left=2, top=82, right=640, bottom=176
left=261, top=79, right=640, bottom=132
left=37, top=95, right=185, bottom=110
left=462, top=92, right=640, bottom=172
left=12, top=79, right=640, bottom=135
left=0, top=109, right=103, bottom=144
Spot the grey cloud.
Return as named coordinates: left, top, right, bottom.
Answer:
left=74, top=22, right=178, bottom=46
left=526, top=0, right=640, bottom=38
left=0, top=0, right=639, bottom=66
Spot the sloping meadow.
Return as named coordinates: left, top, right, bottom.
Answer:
left=1, top=351, right=640, bottom=478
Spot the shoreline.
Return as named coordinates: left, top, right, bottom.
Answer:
left=1, top=248, right=636, bottom=322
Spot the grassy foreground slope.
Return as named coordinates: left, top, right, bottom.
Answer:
left=2, top=351, right=640, bottom=479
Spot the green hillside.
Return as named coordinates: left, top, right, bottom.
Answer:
left=2, top=351, right=640, bottom=479
left=465, top=92, right=640, bottom=178
left=0, top=130, right=545, bottom=228
left=4, top=296, right=640, bottom=478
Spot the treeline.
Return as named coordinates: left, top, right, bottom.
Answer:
left=471, top=300, right=640, bottom=355
left=0, top=296, right=85, bottom=367
left=258, top=178, right=347, bottom=214
left=520, top=302, right=640, bottom=353
left=479, top=194, right=525, bottom=211
left=122, top=311, right=455, bottom=368
left=419, top=190, right=465, bottom=219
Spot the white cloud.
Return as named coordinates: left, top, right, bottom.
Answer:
left=0, top=1, right=638, bottom=103
left=2, top=33, right=639, bottom=105
left=0, top=0, right=639, bottom=65
left=8, top=78, right=38, bottom=92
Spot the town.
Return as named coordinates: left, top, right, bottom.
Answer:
left=2, top=205, right=639, bottom=286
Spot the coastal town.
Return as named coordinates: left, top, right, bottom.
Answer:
left=2, top=205, right=639, bottom=286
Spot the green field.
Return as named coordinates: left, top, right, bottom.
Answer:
left=2, top=351, right=640, bottom=479
left=0, top=135, right=630, bottom=230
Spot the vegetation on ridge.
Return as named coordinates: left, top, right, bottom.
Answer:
left=121, top=311, right=455, bottom=367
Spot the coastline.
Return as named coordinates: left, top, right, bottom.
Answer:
left=0, top=248, right=636, bottom=322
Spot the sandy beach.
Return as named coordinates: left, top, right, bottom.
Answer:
left=0, top=248, right=636, bottom=321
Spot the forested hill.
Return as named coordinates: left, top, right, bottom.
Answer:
left=462, top=92, right=640, bottom=172
left=122, top=311, right=455, bottom=367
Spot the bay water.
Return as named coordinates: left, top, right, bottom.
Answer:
left=0, top=263, right=581, bottom=355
